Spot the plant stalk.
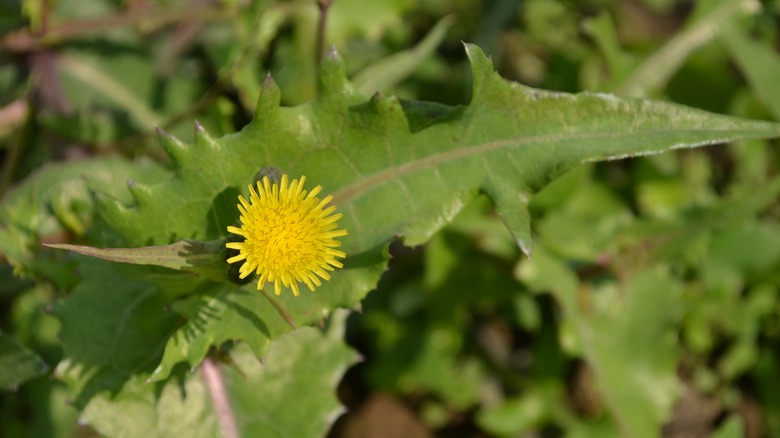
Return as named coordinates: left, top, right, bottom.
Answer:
left=315, top=0, right=333, bottom=63
left=201, top=358, right=239, bottom=438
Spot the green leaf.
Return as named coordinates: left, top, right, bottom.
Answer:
left=581, top=11, right=634, bottom=91
left=614, top=0, right=759, bottom=97
left=146, top=240, right=385, bottom=382
left=584, top=269, right=682, bottom=437
left=478, top=397, right=542, bottom=436
left=66, top=42, right=780, bottom=399
left=74, top=372, right=221, bottom=438
left=352, top=15, right=454, bottom=95
left=44, top=240, right=226, bottom=281
left=70, top=309, right=356, bottom=438
left=0, top=156, right=169, bottom=276
left=701, top=222, right=780, bottom=293
left=99, top=43, right=780, bottom=258
left=476, top=385, right=561, bottom=436
left=721, top=22, right=780, bottom=120
left=53, top=256, right=360, bottom=407
left=57, top=53, right=162, bottom=131
left=619, top=174, right=780, bottom=265
left=149, top=286, right=281, bottom=383
left=55, top=44, right=203, bottom=142
left=0, top=333, right=48, bottom=390
left=225, top=309, right=358, bottom=437
left=327, top=0, right=413, bottom=45
left=519, top=251, right=683, bottom=436
left=534, top=166, right=631, bottom=260
left=51, top=258, right=186, bottom=408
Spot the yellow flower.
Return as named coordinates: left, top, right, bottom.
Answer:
left=225, top=174, right=347, bottom=296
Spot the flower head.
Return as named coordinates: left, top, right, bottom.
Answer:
left=226, top=174, right=347, bottom=296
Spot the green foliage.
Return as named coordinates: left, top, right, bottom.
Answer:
left=3, top=1, right=780, bottom=437
left=58, top=311, right=356, bottom=438
left=225, top=311, right=358, bottom=437
left=0, top=333, right=48, bottom=390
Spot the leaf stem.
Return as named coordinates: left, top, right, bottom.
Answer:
left=261, top=290, right=298, bottom=330
left=201, top=357, right=239, bottom=438
left=315, top=0, right=333, bottom=64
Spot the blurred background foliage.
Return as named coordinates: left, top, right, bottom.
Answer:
left=2, top=0, right=780, bottom=436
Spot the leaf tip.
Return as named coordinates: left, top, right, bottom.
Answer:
left=147, top=365, right=169, bottom=383
left=368, top=91, right=385, bottom=108
left=462, top=42, right=494, bottom=100
left=94, top=190, right=131, bottom=225
left=519, top=239, right=533, bottom=259
left=194, top=121, right=219, bottom=151
left=368, top=92, right=404, bottom=118
left=319, top=45, right=350, bottom=96
left=156, top=127, right=187, bottom=165
left=323, top=44, right=340, bottom=61
left=483, top=182, right=536, bottom=260
left=463, top=41, right=491, bottom=65
left=127, top=180, right=153, bottom=207
left=253, top=73, right=281, bottom=120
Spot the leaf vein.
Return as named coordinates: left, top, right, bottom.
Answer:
left=331, top=127, right=761, bottom=205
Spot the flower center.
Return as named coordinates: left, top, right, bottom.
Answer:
left=248, top=199, right=321, bottom=271
left=225, top=174, right=347, bottom=295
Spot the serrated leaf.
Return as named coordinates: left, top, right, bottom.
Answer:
left=99, top=43, right=780, bottom=266
left=149, top=241, right=386, bottom=382
left=0, top=157, right=169, bottom=271
left=0, top=333, right=48, bottom=390
left=74, top=43, right=780, bottom=394
left=72, top=310, right=357, bottom=438
left=53, top=256, right=362, bottom=406
left=149, top=286, right=280, bottom=383
left=52, top=237, right=383, bottom=403
left=225, top=309, right=358, bottom=438
left=75, top=372, right=220, bottom=438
